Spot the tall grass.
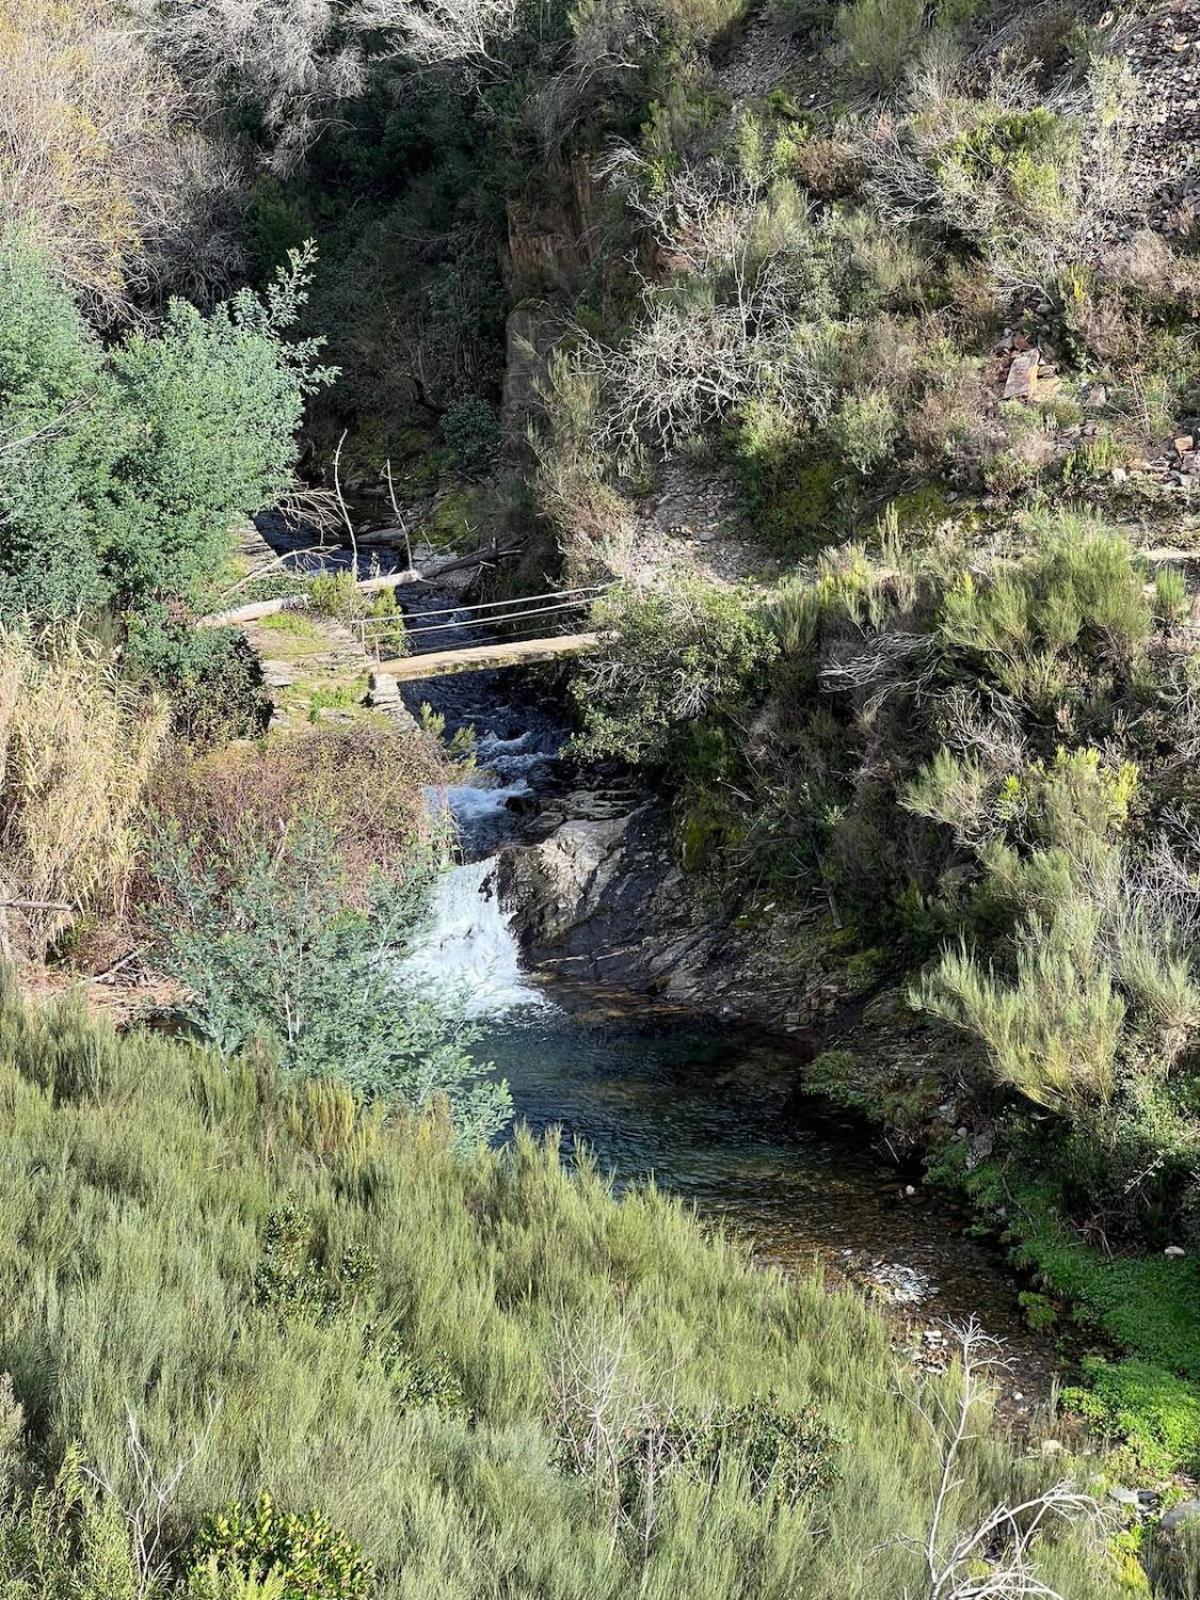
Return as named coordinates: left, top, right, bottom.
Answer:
left=0, top=982, right=1124, bottom=1598
left=0, top=627, right=166, bottom=960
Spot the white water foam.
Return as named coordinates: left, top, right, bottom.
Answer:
left=403, top=857, right=552, bottom=1018
left=444, top=779, right=530, bottom=829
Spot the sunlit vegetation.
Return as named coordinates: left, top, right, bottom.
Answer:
left=0, top=987, right=1124, bottom=1599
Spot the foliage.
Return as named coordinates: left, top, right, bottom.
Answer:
left=0, top=233, right=331, bottom=637
left=188, top=1495, right=373, bottom=1600
left=147, top=813, right=511, bottom=1143
left=307, top=572, right=359, bottom=620
left=134, top=625, right=270, bottom=748
left=0, top=625, right=167, bottom=961
left=441, top=395, right=502, bottom=476
left=0, top=983, right=1123, bottom=1599
left=1063, top=1359, right=1200, bottom=1480
left=936, top=512, right=1150, bottom=704
left=0, top=1443, right=146, bottom=1600
left=145, top=727, right=444, bottom=904
left=676, top=1396, right=840, bottom=1503
left=573, top=577, right=776, bottom=765
left=912, top=919, right=1126, bottom=1115
left=0, top=0, right=242, bottom=321
left=835, top=0, right=927, bottom=87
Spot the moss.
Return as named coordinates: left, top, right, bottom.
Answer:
left=426, top=486, right=482, bottom=551
left=727, top=411, right=846, bottom=555
left=1063, top=1359, right=1200, bottom=1479
left=845, top=946, right=888, bottom=991
left=1018, top=1289, right=1058, bottom=1333
left=756, top=457, right=844, bottom=555
left=884, top=482, right=960, bottom=535
left=805, top=1050, right=874, bottom=1115
left=259, top=610, right=325, bottom=637
left=1014, top=1218, right=1200, bottom=1378
left=679, top=799, right=736, bottom=871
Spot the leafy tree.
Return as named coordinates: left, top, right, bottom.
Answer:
left=0, top=232, right=333, bottom=645
left=0, top=232, right=115, bottom=621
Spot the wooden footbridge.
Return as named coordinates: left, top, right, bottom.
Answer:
left=366, top=583, right=609, bottom=680
left=377, top=630, right=602, bottom=680
left=203, top=547, right=608, bottom=696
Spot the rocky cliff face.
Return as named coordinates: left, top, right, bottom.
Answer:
left=496, top=787, right=848, bottom=1032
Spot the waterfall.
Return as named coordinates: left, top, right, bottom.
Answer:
left=398, top=645, right=565, bottom=1018
left=403, top=856, right=550, bottom=1018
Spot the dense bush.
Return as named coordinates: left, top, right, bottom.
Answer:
left=0, top=984, right=1124, bottom=1599
left=0, top=625, right=167, bottom=962
left=574, top=578, right=776, bottom=764
left=188, top=1495, right=373, bottom=1600
left=147, top=812, right=510, bottom=1141
left=145, top=727, right=445, bottom=902
left=441, top=395, right=503, bottom=475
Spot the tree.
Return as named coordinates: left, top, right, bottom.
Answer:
left=0, top=232, right=333, bottom=641
left=0, top=0, right=244, bottom=321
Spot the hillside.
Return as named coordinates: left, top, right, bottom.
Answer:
left=3, top=0, right=1200, bottom=1592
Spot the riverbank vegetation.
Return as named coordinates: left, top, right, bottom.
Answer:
left=518, top=0, right=1200, bottom=1501
left=4, top=0, right=1200, bottom=1584
left=0, top=984, right=1128, bottom=1599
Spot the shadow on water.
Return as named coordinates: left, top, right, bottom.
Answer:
left=472, top=990, right=1063, bottom=1411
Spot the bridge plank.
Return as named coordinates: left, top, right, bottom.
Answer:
left=375, top=632, right=602, bottom=681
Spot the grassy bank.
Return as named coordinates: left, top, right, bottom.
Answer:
left=807, top=1038, right=1200, bottom=1485
left=0, top=982, right=1124, bottom=1598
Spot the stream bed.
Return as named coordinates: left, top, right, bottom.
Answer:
left=400, top=593, right=1064, bottom=1417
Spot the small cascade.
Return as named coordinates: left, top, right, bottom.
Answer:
left=397, top=602, right=571, bottom=1018
left=403, top=857, right=550, bottom=1018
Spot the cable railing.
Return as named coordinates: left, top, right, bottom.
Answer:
left=353, top=583, right=610, bottom=654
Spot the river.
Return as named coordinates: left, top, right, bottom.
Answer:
left=398, top=590, right=1064, bottom=1418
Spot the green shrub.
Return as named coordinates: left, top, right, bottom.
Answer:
left=1017, top=1290, right=1058, bottom=1334
left=308, top=572, right=359, bottom=620
left=0, top=232, right=331, bottom=640
left=937, top=512, right=1149, bottom=703
left=0, top=985, right=1126, bottom=1600
left=1155, top=566, right=1189, bottom=626
left=147, top=814, right=512, bottom=1143
left=363, top=586, right=408, bottom=658
left=1063, top=1359, right=1200, bottom=1479
left=188, top=1495, right=373, bottom=1600
left=913, top=918, right=1125, bottom=1114
left=835, top=0, right=925, bottom=85
left=441, top=396, right=502, bottom=476
left=252, top=1203, right=378, bottom=1328
left=128, top=623, right=270, bottom=749
left=837, top=389, right=900, bottom=473
left=0, top=1445, right=145, bottom=1599
left=573, top=578, right=776, bottom=765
